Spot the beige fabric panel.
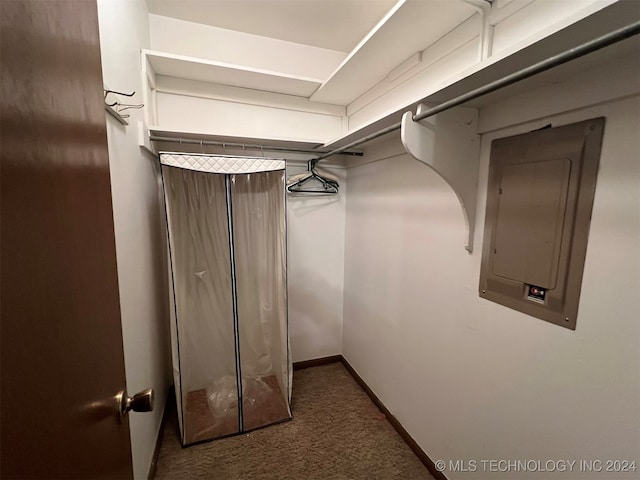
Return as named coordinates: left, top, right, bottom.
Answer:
left=231, top=171, right=291, bottom=429
left=162, top=166, right=239, bottom=441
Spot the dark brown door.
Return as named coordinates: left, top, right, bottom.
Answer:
left=1, top=1, right=134, bottom=478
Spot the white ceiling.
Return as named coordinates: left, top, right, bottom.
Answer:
left=146, top=0, right=399, bottom=52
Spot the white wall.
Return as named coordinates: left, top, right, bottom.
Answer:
left=490, top=0, right=616, bottom=56
left=286, top=162, right=347, bottom=362
left=155, top=90, right=344, bottom=143
left=96, top=2, right=172, bottom=479
left=342, top=54, right=640, bottom=479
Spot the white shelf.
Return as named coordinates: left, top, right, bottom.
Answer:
left=323, top=0, right=640, bottom=150
left=148, top=126, right=325, bottom=151
left=143, top=50, right=324, bottom=97
left=310, top=0, right=477, bottom=105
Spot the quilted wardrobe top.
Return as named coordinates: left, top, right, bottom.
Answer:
left=160, top=152, right=286, bottom=174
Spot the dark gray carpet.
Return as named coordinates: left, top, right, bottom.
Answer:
left=154, top=363, right=434, bottom=480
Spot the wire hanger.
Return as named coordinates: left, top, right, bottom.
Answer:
left=104, top=89, right=135, bottom=106
left=287, top=160, right=339, bottom=195
left=104, top=89, right=144, bottom=120
left=112, top=102, right=143, bottom=119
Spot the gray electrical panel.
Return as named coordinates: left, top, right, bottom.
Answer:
left=479, top=118, right=605, bottom=330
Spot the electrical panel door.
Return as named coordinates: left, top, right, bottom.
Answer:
left=479, top=118, right=605, bottom=330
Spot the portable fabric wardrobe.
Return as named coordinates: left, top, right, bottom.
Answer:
left=160, top=152, right=291, bottom=446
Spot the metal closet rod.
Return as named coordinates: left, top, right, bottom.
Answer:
left=149, top=135, right=364, bottom=157
left=310, top=20, right=640, bottom=167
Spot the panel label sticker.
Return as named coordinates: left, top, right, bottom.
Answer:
left=527, top=285, right=546, bottom=304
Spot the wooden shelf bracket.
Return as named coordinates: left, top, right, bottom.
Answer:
left=401, top=103, right=479, bottom=253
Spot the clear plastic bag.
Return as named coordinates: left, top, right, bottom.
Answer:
left=206, top=376, right=273, bottom=414
left=206, top=375, right=286, bottom=432
left=243, top=376, right=273, bottom=410
left=206, top=376, right=238, bottom=421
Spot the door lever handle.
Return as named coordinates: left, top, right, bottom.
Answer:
left=116, top=388, right=154, bottom=421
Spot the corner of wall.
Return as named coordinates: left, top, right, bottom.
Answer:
left=97, top=1, right=172, bottom=478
